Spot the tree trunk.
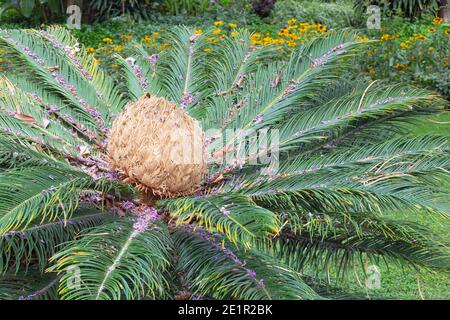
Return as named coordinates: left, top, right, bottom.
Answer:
left=438, top=0, right=449, bottom=21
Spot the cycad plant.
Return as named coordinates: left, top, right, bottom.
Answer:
left=0, top=26, right=448, bottom=300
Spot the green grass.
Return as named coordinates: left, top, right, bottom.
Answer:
left=408, top=112, right=450, bottom=136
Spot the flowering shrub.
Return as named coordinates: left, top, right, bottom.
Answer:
left=273, top=0, right=358, bottom=28
left=68, top=19, right=329, bottom=71
left=1, top=15, right=447, bottom=97
left=357, top=17, right=450, bottom=98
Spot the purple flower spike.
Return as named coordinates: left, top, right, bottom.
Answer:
left=220, top=206, right=231, bottom=216
left=148, top=54, right=158, bottom=65
left=254, top=114, right=264, bottom=124
left=121, top=200, right=135, bottom=210
left=180, top=92, right=195, bottom=108
left=246, top=269, right=257, bottom=278
left=105, top=171, right=120, bottom=181
left=133, top=207, right=159, bottom=233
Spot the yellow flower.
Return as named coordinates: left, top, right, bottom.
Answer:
left=278, top=28, right=287, bottom=36
left=203, top=48, right=212, bottom=53
left=393, top=63, right=408, bottom=70
left=86, top=47, right=97, bottom=54
left=427, top=28, right=436, bottom=33
left=228, top=22, right=237, bottom=28
left=432, top=17, right=443, bottom=26
left=368, top=68, right=376, bottom=76
left=213, top=28, right=222, bottom=35
left=214, top=20, right=223, bottom=26
left=400, top=41, right=411, bottom=49
left=380, top=34, right=393, bottom=41
left=114, top=45, right=123, bottom=52
left=0, top=58, right=3, bottom=63
left=288, top=18, right=297, bottom=25
left=263, top=37, right=274, bottom=45
left=317, top=25, right=327, bottom=33
left=230, top=30, right=239, bottom=37
left=194, top=29, right=203, bottom=35
left=102, top=37, right=113, bottom=44
left=121, top=34, right=133, bottom=42
left=287, top=40, right=297, bottom=47
left=160, top=43, right=170, bottom=50
left=153, top=31, right=159, bottom=37
left=143, top=35, right=152, bottom=43
left=414, top=33, right=427, bottom=41
left=298, top=26, right=307, bottom=34
left=357, top=35, right=369, bottom=41
left=428, top=46, right=434, bottom=52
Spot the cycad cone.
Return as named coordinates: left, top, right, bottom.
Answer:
left=107, top=94, right=207, bottom=198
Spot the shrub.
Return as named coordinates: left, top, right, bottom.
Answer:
left=273, top=0, right=360, bottom=28
left=356, top=16, right=450, bottom=98
left=354, top=0, right=441, bottom=19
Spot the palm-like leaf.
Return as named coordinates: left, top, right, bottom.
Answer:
left=0, top=26, right=448, bottom=300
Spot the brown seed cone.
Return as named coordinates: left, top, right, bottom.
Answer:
left=107, top=93, right=207, bottom=199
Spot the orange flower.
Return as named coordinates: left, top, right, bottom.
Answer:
left=432, top=17, right=443, bottom=26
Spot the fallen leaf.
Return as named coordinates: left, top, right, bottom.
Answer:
left=47, top=66, right=60, bottom=72
left=14, top=113, right=35, bottom=124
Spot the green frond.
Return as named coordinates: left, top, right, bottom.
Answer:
left=254, top=215, right=449, bottom=280
left=278, top=83, right=445, bottom=154
left=173, top=227, right=320, bottom=299
left=0, top=77, right=94, bottom=155
left=115, top=44, right=163, bottom=101
left=0, top=166, right=93, bottom=233
left=0, top=271, right=59, bottom=300
left=114, top=55, right=146, bottom=101
left=49, top=219, right=173, bottom=300
left=160, top=194, right=280, bottom=246
left=0, top=207, right=115, bottom=274
left=43, top=26, right=127, bottom=114
left=0, top=28, right=114, bottom=138
left=157, top=27, right=210, bottom=110
left=0, top=132, right=67, bottom=168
